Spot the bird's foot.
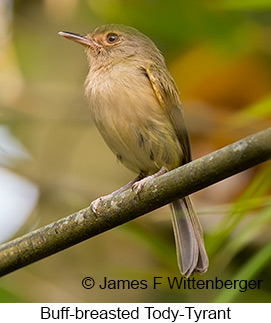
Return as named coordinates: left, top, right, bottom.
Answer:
left=132, top=167, right=167, bottom=194
left=90, top=175, right=142, bottom=213
left=90, top=195, right=108, bottom=213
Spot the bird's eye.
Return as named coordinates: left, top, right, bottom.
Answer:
left=106, top=33, right=120, bottom=44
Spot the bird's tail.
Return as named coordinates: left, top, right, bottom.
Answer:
left=170, top=196, right=209, bottom=277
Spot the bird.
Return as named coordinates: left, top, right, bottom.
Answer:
left=59, top=24, right=209, bottom=277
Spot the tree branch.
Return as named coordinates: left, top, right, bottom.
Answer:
left=0, top=128, right=270, bottom=277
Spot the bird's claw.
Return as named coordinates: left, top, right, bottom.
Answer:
left=132, top=167, right=167, bottom=195
left=90, top=196, right=104, bottom=213
left=132, top=176, right=151, bottom=194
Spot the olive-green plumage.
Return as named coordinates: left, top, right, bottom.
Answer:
left=59, top=24, right=208, bottom=277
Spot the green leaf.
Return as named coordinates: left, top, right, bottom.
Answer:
left=217, top=0, right=271, bottom=10
left=231, top=97, right=271, bottom=128
left=207, top=165, right=271, bottom=256
left=214, top=243, right=271, bottom=302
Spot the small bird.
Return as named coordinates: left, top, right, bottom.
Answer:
left=59, top=24, right=208, bottom=277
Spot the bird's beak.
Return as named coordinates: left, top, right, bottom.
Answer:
left=58, top=31, right=101, bottom=48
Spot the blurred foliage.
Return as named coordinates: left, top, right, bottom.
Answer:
left=0, top=0, right=270, bottom=302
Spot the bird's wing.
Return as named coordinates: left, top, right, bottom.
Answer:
left=143, top=65, right=191, bottom=163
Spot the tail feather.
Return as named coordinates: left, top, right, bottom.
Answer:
left=170, top=196, right=208, bottom=277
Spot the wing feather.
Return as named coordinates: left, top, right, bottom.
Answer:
left=144, top=65, right=191, bottom=163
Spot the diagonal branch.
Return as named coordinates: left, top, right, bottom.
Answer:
left=0, top=128, right=270, bottom=277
